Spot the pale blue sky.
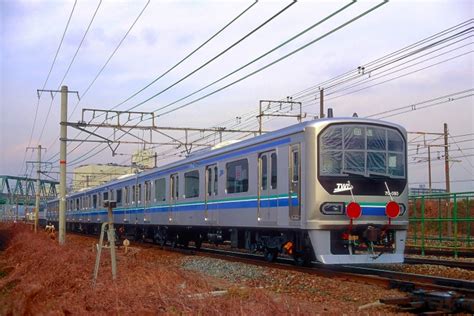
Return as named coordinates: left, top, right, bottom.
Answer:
left=1, top=0, right=473, bottom=191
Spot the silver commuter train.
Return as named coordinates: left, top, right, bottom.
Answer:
left=46, top=117, right=409, bottom=264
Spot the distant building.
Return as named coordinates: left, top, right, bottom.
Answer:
left=409, top=186, right=446, bottom=196
left=132, top=149, right=155, bottom=169
left=72, top=164, right=134, bottom=192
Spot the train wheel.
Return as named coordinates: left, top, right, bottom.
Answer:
left=194, top=238, right=202, bottom=250
left=264, top=248, right=278, bottom=262
left=293, top=250, right=311, bottom=267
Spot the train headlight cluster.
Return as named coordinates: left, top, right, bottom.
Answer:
left=320, top=202, right=345, bottom=215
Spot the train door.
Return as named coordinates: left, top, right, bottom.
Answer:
left=204, top=164, right=218, bottom=224
left=289, top=144, right=301, bottom=220
left=258, top=151, right=278, bottom=223
left=169, top=173, right=179, bottom=222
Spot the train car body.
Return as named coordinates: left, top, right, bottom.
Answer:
left=46, top=117, right=409, bottom=264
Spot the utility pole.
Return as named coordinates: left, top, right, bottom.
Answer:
left=59, top=86, right=68, bottom=245
left=427, top=145, right=432, bottom=193
left=37, top=85, right=79, bottom=244
left=443, top=123, right=452, bottom=236
left=443, top=123, right=450, bottom=194
left=26, top=145, right=47, bottom=232
left=319, top=88, right=325, bottom=119
left=35, top=144, right=42, bottom=233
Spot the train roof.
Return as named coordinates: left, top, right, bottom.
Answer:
left=59, top=117, right=405, bottom=199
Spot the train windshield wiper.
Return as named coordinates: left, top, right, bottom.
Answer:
left=341, top=170, right=367, bottom=177
left=367, top=171, right=388, bottom=178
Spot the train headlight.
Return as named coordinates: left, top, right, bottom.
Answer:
left=346, top=202, right=362, bottom=219
left=385, top=201, right=400, bottom=218
left=320, top=202, right=345, bottom=215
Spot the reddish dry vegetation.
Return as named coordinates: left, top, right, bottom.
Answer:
left=0, top=223, right=408, bottom=315
left=0, top=223, right=317, bottom=315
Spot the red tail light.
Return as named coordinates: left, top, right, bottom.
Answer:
left=385, top=201, right=400, bottom=218
left=346, top=202, right=361, bottom=219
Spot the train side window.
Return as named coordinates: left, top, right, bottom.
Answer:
left=145, top=181, right=151, bottom=203
left=207, top=168, right=212, bottom=196
left=93, top=194, right=97, bottom=209
left=214, top=166, right=218, bottom=195
left=131, top=185, right=136, bottom=203
left=116, top=189, right=123, bottom=207
left=271, top=152, right=277, bottom=189
left=103, top=191, right=109, bottom=202
left=226, top=159, right=248, bottom=194
left=76, top=198, right=80, bottom=211
left=124, top=187, right=129, bottom=205
left=185, top=170, right=200, bottom=198
left=154, top=178, right=166, bottom=201
left=170, top=174, right=179, bottom=200
left=292, top=150, right=299, bottom=182
left=261, top=155, right=268, bottom=191
left=137, top=184, right=142, bottom=204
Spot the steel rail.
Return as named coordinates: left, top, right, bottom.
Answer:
left=404, top=257, right=474, bottom=271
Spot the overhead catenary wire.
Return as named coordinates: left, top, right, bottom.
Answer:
left=40, top=5, right=470, bottom=185
left=45, top=0, right=361, bottom=166
left=19, top=0, right=78, bottom=176
left=37, top=0, right=103, bottom=143
left=46, top=0, right=256, bottom=163
left=151, top=0, right=357, bottom=115
left=45, top=0, right=152, bottom=163
left=111, top=0, right=259, bottom=110
left=290, top=18, right=473, bottom=99
left=155, top=1, right=387, bottom=117
left=122, top=0, right=297, bottom=113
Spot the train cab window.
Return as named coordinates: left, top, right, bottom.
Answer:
left=319, top=124, right=406, bottom=178
left=154, top=178, right=166, bottom=202
left=271, top=153, right=277, bottom=189
left=116, top=189, right=123, bottom=207
left=185, top=170, right=199, bottom=198
left=226, top=159, right=248, bottom=194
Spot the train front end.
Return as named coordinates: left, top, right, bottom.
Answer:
left=306, top=119, right=408, bottom=264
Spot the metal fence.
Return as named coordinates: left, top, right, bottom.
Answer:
left=408, top=191, right=474, bottom=257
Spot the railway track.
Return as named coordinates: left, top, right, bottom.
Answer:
left=404, top=257, right=474, bottom=271
left=406, top=246, right=474, bottom=258
left=70, top=232, right=474, bottom=312
left=189, top=246, right=474, bottom=298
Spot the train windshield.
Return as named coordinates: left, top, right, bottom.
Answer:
left=319, top=124, right=406, bottom=179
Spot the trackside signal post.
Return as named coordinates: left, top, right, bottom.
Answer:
left=93, top=200, right=117, bottom=286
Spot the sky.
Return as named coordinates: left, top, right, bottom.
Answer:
left=0, top=0, right=473, bottom=192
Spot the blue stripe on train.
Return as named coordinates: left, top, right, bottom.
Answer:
left=361, top=206, right=386, bottom=216
left=71, top=197, right=298, bottom=216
